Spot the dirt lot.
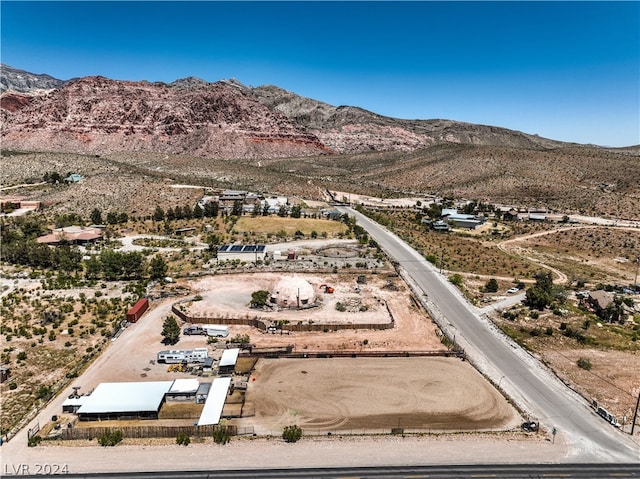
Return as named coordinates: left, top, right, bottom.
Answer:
left=183, top=272, right=444, bottom=351
left=242, top=357, right=520, bottom=435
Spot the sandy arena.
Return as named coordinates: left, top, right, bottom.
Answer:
left=242, top=357, right=520, bottom=435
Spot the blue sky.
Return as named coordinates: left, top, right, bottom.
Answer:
left=1, top=1, right=639, bottom=146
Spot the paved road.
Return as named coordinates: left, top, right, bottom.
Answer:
left=338, top=206, right=640, bottom=463
left=9, top=463, right=640, bottom=479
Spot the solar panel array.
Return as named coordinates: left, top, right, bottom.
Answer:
left=218, top=244, right=266, bottom=253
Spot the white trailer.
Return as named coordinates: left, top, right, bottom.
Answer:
left=203, top=324, right=229, bottom=338
left=157, top=347, right=209, bottom=364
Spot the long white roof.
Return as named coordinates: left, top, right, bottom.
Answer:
left=76, top=381, right=173, bottom=414
left=197, top=377, right=231, bottom=426
left=219, top=348, right=240, bottom=367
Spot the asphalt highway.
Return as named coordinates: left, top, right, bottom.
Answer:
left=11, top=463, right=640, bottom=479
left=337, top=206, right=640, bottom=463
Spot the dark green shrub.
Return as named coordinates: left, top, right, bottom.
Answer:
left=282, top=424, right=302, bottom=443
left=28, top=435, right=42, bottom=447
left=577, top=357, right=592, bottom=370
left=176, top=432, right=190, bottom=446
left=97, top=429, right=123, bottom=446
left=213, top=424, right=231, bottom=445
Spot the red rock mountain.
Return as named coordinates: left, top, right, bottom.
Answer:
left=1, top=68, right=577, bottom=159
left=1, top=76, right=329, bottom=159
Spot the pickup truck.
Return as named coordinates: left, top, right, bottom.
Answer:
left=183, top=326, right=207, bottom=336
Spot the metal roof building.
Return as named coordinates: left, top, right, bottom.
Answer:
left=217, top=244, right=267, bottom=262
left=76, top=381, right=173, bottom=421
left=219, top=348, right=240, bottom=367
left=219, top=348, right=240, bottom=375
left=197, top=377, right=232, bottom=426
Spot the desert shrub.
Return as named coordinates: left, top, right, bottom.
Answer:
left=228, top=334, right=250, bottom=344
left=282, top=424, right=302, bottom=443
left=27, top=435, right=42, bottom=447
left=448, top=274, right=464, bottom=287
left=530, top=311, right=539, bottom=319
left=213, top=424, right=231, bottom=445
left=576, top=357, right=592, bottom=370
left=176, top=432, right=190, bottom=446
left=545, top=327, right=554, bottom=336
left=335, top=302, right=347, bottom=312
left=97, top=429, right=123, bottom=446
left=35, top=385, right=52, bottom=400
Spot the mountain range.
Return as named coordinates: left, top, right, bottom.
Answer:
left=2, top=64, right=572, bottom=160
left=1, top=64, right=639, bottom=220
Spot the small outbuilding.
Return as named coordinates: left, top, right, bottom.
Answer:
left=270, top=275, right=316, bottom=308
left=217, top=244, right=267, bottom=263
left=218, top=348, right=240, bottom=375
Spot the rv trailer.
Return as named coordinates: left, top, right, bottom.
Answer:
left=157, top=347, right=209, bottom=364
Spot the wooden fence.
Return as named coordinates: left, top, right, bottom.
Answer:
left=59, top=424, right=236, bottom=441
left=171, top=299, right=395, bottom=333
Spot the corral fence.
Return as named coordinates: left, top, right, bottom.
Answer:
left=58, top=424, right=237, bottom=441
left=171, top=299, right=396, bottom=333
left=247, top=349, right=465, bottom=359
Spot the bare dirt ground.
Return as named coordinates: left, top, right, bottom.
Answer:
left=1, top=267, right=540, bottom=474
left=241, top=357, right=520, bottom=436
left=184, top=272, right=444, bottom=351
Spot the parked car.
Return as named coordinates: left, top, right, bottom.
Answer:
left=507, top=287, right=520, bottom=294
left=183, top=326, right=206, bottom=336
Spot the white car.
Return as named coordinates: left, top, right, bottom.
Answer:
left=507, top=287, right=520, bottom=294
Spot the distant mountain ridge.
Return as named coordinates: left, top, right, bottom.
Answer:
left=0, top=64, right=66, bottom=93
left=0, top=64, right=591, bottom=159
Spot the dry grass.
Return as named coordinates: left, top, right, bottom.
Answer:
left=233, top=217, right=348, bottom=237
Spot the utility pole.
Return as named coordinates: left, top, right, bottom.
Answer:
left=631, top=389, right=640, bottom=436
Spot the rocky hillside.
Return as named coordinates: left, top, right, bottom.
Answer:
left=251, top=84, right=567, bottom=153
left=0, top=64, right=65, bottom=93
left=1, top=76, right=328, bottom=159
left=1, top=65, right=584, bottom=159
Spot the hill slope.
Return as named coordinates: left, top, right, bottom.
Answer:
left=2, top=66, right=576, bottom=158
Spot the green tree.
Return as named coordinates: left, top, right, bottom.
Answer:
left=161, top=316, right=181, bottom=345
left=250, top=290, right=270, bottom=308
left=149, top=254, right=168, bottom=281
left=231, top=200, right=243, bottom=216
left=484, top=278, right=499, bottom=293
left=106, top=211, right=119, bottom=225
left=524, top=271, right=562, bottom=311
left=204, top=201, right=219, bottom=218
left=282, top=424, right=302, bottom=443
left=153, top=206, right=165, bottom=222
left=90, top=208, right=103, bottom=225
left=290, top=205, right=302, bottom=218
left=84, top=256, right=101, bottom=279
